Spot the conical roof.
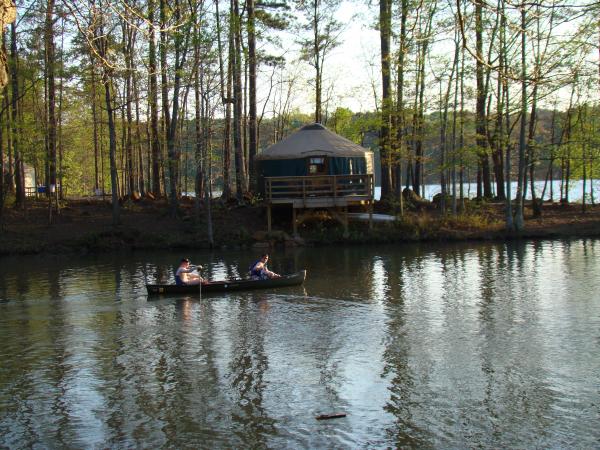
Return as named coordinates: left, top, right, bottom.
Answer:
left=256, top=123, right=371, bottom=160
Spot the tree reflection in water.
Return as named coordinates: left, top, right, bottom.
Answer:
left=1, top=242, right=599, bottom=448
left=228, top=293, right=276, bottom=446
left=379, top=248, right=429, bottom=447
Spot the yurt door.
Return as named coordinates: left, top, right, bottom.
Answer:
left=307, top=156, right=327, bottom=175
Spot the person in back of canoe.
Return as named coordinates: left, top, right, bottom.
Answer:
left=249, top=254, right=281, bottom=280
left=175, top=258, right=204, bottom=285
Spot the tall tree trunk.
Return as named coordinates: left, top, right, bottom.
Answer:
left=547, top=107, right=557, bottom=202
left=439, top=39, right=459, bottom=215
left=194, top=39, right=204, bottom=218
left=119, top=98, right=126, bottom=197
left=0, top=85, right=4, bottom=220
left=232, top=0, right=246, bottom=200
left=132, top=58, right=145, bottom=196
left=412, top=46, right=424, bottom=195
left=514, top=4, right=527, bottom=231
left=394, top=0, right=408, bottom=214
left=90, top=56, right=100, bottom=192
left=459, top=38, right=465, bottom=211
left=148, top=0, right=161, bottom=196
left=247, top=0, right=258, bottom=192
left=192, top=17, right=213, bottom=246
left=414, top=42, right=426, bottom=197
left=578, top=105, right=587, bottom=212
left=500, top=0, right=513, bottom=230
left=165, top=0, right=191, bottom=216
left=215, top=0, right=232, bottom=200
left=3, top=80, right=13, bottom=194
left=450, top=27, right=461, bottom=216
left=123, top=17, right=135, bottom=197
left=57, top=21, right=64, bottom=200
left=313, top=0, right=321, bottom=123
left=492, top=10, right=505, bottom=204
left=413, top=5, right=435, bottom=198
left=10, top=22, right=24, bottom=208
left=104, top=77, right=120, bottom=224
left=159, top=0, right=175, bottom=208
left=223, top=68, right=233, bottom=200
left=527, top=81, right=539, bottom=216
left=379, top=0, right=392, bottom=199
left=475, top=0, right=491, bottom=199
left=45, top=0, right=58, bottom=222
left=92, top=0, right=120, bottom=223
left=205, top=115, right=214, bottom=247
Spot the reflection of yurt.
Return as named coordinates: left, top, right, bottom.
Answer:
left=256, top=123, right=374, bottom=192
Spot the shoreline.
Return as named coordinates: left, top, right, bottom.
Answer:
left=1, top=198, right=599, bottom=256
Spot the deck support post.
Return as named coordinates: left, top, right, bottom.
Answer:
left=267, top=204, right=272, bottom=232
left=292, top=207, right=298, bottom=236
left=369, top=200, right=373, bottom=230
left=343, top=205, right=349, bottom=238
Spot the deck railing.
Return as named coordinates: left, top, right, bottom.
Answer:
left=265, top=174, right=373, bottom=203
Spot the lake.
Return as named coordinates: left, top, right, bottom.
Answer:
left=375, top=179, right=600, bottom=201
left=1, top=240, right=599, bottom=448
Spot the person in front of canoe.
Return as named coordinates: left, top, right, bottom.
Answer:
left=249, top=254, right=281, bottom=280
left=175, top=258, right=204, bottom=285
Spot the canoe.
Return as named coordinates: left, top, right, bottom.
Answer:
left=146, top=270, right=307, bottom=295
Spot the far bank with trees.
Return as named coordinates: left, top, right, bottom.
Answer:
left=0, top=0, right=599, bottom=241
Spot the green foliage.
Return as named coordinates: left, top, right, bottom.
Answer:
left=1, top=192, right=15, bottom=208
left=327, top=108, right=380, bottom=146
left=246, top=192, right=263, bottom=206
left=256, top=8, right=290, bottom=31
left=2, top=0, right=599, bottom=209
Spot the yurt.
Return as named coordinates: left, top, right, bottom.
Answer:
left=255, top=123, right=374, bottom=193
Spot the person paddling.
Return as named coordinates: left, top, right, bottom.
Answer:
left=249, top=254, right=280, bottom=280
left=175, top=258, right=204, bottom=285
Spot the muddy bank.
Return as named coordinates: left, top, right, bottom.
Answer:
left=1, top=198, right=599, bottom=256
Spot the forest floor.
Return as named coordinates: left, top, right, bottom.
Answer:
left=0, top=195, right=599, bottom=255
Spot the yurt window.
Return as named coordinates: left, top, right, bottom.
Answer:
left=308, top=157, right=327, bottom=175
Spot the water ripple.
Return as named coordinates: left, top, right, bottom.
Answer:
left=1, top=241, right=599, bottom=448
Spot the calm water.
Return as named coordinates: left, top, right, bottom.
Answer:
left=1, top=241, right=599, bottom=448
left=373, top=179, right=600, bottom=201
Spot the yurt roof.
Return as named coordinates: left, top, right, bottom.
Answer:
left=256, top=123, right=372, bottom=160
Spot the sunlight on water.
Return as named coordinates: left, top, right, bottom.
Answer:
left=1, top=240, right=599, bottom=448
left=374, top=179, right=599, bottom=201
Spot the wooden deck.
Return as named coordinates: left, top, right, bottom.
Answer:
left=264, top=174, right=374, bottom=234
left=265, top=174, right=374, bottom=208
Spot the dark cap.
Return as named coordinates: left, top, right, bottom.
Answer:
left=181, top=258, right=190, bottom=263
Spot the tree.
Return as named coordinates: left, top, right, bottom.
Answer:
left=45, top=0, right=59, bottom=222
left=160, top=0, right=193, bottom=216
left=9, top=20, right=24, bottom=208
left=148, top=0, right=162, bottom=196
left=65, top=0, right=121, bottom=224
left=247, top=0, right=257, bottom=191
left=296, top=0, right=342, bottom=124
left=231, top=0, right=247, bottom=200
left=393, top=0, right=409, bottom=214
left=0, top=0, right=15, bottom=90
left=514, top=2, right=528, bottom=231
left=379, top=0, right=392, bottom=201
left=474, top=0, right=492, bottom=199
left=412, top=1, right=436, bottom=197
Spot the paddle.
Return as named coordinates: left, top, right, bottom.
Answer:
left=191, top=264, right=203, bottom=300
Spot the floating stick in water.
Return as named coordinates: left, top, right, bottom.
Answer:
left=315, top=413, right=347, bottom=420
